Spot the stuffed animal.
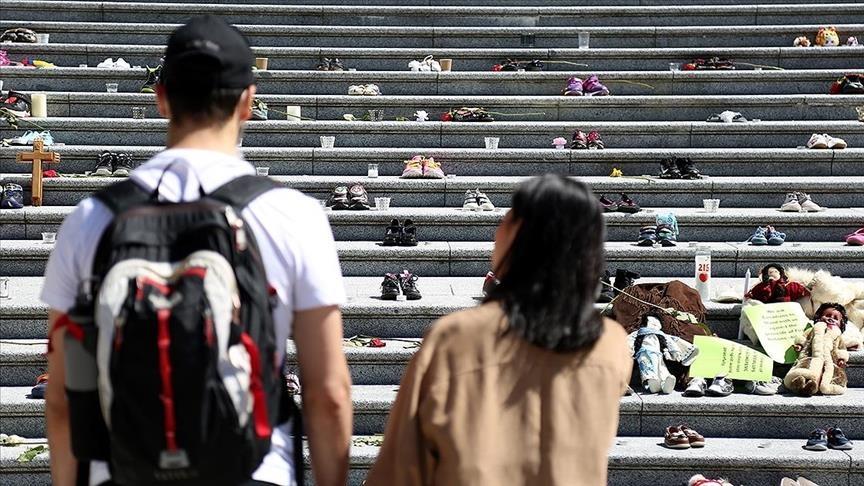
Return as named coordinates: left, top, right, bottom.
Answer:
left=413, top=110, right=428, bottom=122
left=785, top=267, right=864, bottom=349
left=783, top=303, right=849, bottom=396
left=626, top=316, right=699, bottom=394
left=847, top=36, right=860, bottom=46
left=815, top=27, right=840, bottom=47
left=793, top=36, right=811, bottom=47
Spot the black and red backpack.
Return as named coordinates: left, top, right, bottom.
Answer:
left=58, top=174, right=302, bottom=486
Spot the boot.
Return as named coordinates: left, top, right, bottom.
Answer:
left=597, top=271, right=614, bottom=303
left=613, top=269, right=640, bottom=295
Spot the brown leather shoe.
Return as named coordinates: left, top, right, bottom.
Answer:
left=679, top=424, right=706, bottom=448
left=664, top=426, right=691, bottom=449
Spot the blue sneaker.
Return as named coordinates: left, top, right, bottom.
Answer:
left=0, top=183, right=24, bottom=209
left=767, top=226, right=786, bottom=246
left=804, top=428, right=828, bottom=451
left=827, top=427, right=853, bottom=450
left=9, top=130, right=39, bottom=145
left=749, top=226, right=768, bottom=245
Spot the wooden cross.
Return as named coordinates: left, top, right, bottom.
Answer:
left=16, top=139, right=59, bottom=207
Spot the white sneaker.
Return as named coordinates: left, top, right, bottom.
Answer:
left=114, top=57, right=131, bottom=69
left=683, top=377, right=706, bottom=397
left=824, top=133, right=847, bottom=149
left=97, top=57, right=115, bottom=68
left=796, top=192, right=824, bottom=212
left=706, top=375, right=734, bottom=397
left=407, top=60, right=422, bottom=72
left=744, top=376, right=782, bottom=395
left=477, top=190, right=495, bottom=211
left=348, top=85, right=363, bottom=95
left=806, top=133, right=828, bottom=149
left=779, top=192, right=802, bottom=212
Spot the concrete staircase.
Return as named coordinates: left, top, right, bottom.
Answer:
left=2, top=1, right=864, bottom=485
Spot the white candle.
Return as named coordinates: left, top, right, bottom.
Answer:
left=285, top=105, right=301, bottom=121
left=31, top=93, right=47, bottom=117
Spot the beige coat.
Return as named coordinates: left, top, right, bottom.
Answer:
left=784, top=321, right=849, bottom=396
left=365, top=303, right=632, bottom=486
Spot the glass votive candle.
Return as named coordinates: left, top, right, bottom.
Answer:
left=320, top=136, right=335, bottom=148
left=42, top=232, right=57, bottom=244
left=374, top=197, right=391, bottom=211
left=484, top=137, right=500, bottom=149
left=367, top=163, right=379, bottom=178
left=106, top=83, right=118, bottom=93
left=255, top=167, right=270, bottom=176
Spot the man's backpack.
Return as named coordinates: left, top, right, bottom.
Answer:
left=59, top=175, right=302, bottom=486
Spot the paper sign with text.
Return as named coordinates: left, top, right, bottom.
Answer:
left=742, top=302, right=809, bottom=363
left=689, top=336, right=773, bottom=381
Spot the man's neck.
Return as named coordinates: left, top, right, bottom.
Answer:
left=166, top=121, right=242, bottom=157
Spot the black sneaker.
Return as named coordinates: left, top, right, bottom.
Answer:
left=1, top=91, right=32, bottom=117
left=676, top=157, right=702, bottom=179
left=613, top=269, right=640, bottom=296
left=329, top=58, right=345, bottom=71
left=348, top=184, right=371, bottom=210
left=827, top=427, right=853, bottom=450
left=112, top=153, right=134, bottom=177
left=524, top=59, right=544, bottom=71
left=94, top=152, right=114, bottom=177
left=399, top=270, right=422, bottom=300
left=326, top=186, right=350, bottom=210
left=140, top=64, right=162, bottom=94
left=400, top=218, right=418, bottom=246
left=382, top=219, right=402, bottom=246
left=380, top=273, right=402, bottom=300
left=658, top=158, right=682, bottom=179
left=597, top=270, right=614, bottom=303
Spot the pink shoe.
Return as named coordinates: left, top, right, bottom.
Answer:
left=846, top=228, right=864, bottom=246
left=0, top=50, right=9, bottom=67
left=562, top=77, right=583, bottom=96
left=422, top=157, right=445, bottom=179
left=401, top=155, right=424, bottom=178
left=583, top=74, right=610, bottom=96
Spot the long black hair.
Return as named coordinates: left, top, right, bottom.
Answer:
left=485, top=174, right=606, bottom=352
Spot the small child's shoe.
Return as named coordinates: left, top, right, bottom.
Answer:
left=401, top=155, right=424, bottom=178
left=421, top=157, right=445, bottom=179
left=749, top=226, right=769, bottom=245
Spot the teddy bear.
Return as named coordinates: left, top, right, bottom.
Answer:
left=793, top=36, right=811, bottom=47
left=627, top=315, right=699, bottom=394
left=783, top=302, right=849, bottom=396
left=815, top=27, right=840, bottom=47
left=785, top=267, right=864, bottom=349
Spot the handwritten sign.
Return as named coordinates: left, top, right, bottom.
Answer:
left=689, top=336, right=773, bottom=381
left=742, top=302, right=808, bottom=363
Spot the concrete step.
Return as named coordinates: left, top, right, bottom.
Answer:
left=51, top=0, right=864, bottom=5
left=4, top=43, right=864, bottom=70
left=2, top=67, right=853, bottom=96
left=2, top=436, right=861, bottom=486
left=16, top=92, right=863, bottom=122
left=3, top=201, right=863, bottom=241
left=3, top=119, right=863, bottom=149
left=2, top=239, right=864, bottom=277
left=3, top=379, right=863, bottom=439
left=0, top=276, right=763, bottom=342
left=4, top=21, right=862, bottom=49
left=1, top=146, right=857, bottom=177
left=4, top=1, right=862, bottom=27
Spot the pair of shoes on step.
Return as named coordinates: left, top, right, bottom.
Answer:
left=779, top=192, right=824, bottom=212
left=401, top=155, right=445, bottom=179
left=327, top=184, right=371, bottom=210
left=382, top=219, right=418, bottom=247
left=748, top=226, right=786, bottom=246
left=637, top=213, right=679, bottom=247
left=571, top=130, right=604, bottom=149
left=782, top=477, right=823, bottom=486
left=93, top=151, right=135, bottom=177
left=659, top=157, right=703, bottom=179
left=683, top=375, right=734, bottom=398
left=665, top=424, right=705, bottom=449
left=599, top=193, right=640, bottom=213
left=804, top=427, right=853, bottom=451
left=0, top=183, right=25, bottom=209
left=806, top=133, right=846, bottom=149
left=462, top=189, right=494, bottom=211
left=348, top=84, right=381, bottom=96
left=561, top=75, right=609, bottom=96
left=380, top=270, right=422, bottom=301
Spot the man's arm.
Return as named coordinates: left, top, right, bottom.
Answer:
left=292, top=305, right=352, bottom=486
left=45, top=309, right=77, bottom=486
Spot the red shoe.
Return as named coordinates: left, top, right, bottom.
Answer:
left=587, top=131, right=605, bottom=150
left=571, top=130, right=588, bottom=149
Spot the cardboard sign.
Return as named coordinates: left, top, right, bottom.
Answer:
left=742, top=302, right=809, bottom=363
left=689, top=336, right=773, bottom=381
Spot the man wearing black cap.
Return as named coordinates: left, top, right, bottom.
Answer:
left=43, top=16, right=352, bottom=486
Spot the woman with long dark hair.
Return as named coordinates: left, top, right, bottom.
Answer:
left=366, top=174, right=631, bottom=486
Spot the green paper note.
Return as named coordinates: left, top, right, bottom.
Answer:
left=742, top=302, right=809, bottom=363
left=690, top=336, right=773, bottom=381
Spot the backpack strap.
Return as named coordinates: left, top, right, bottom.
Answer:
left=92, top=179, right=151, bottom=216
left=208, top=174, right=282, bottom=210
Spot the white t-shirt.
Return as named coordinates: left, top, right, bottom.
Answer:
left=40, top=148, right=346, bottom=486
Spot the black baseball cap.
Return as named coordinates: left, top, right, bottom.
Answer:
left=160, top=15, right=254, bottom=92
